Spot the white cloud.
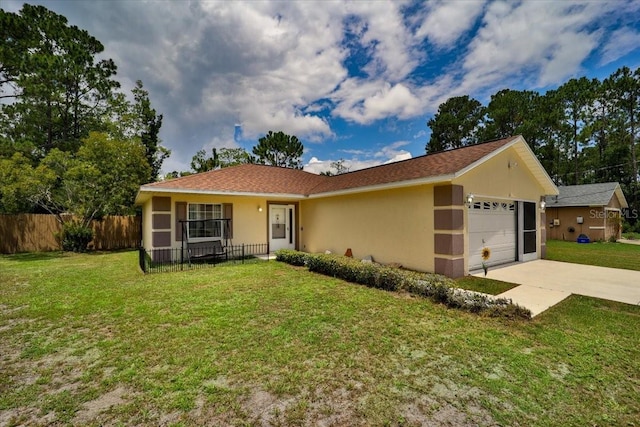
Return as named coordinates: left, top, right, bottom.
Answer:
left=304, top=140, right=412, bottom=174
left=331, top=71, right=460, bottom=124
left=303, top=157, right=369, bottom=175
left=384, top=152, right=412, bottom=164
left=600, top=27, right=640, bottom=65
left=416, top=0, right=487, bottom=47
left=340, top=149, right=366, bottom=155
left=327, top=0, right=435, bottom=124
left=205, top=136, right=240, bottom=152
left=538, top=30, right=599, bottom=86
left=303, top=157, right=332, bottom=174
left=460, top=1, right=611, bottom=90
left=374, top=140, right=412, bottom=159
left=362, top=83, right=422, bottom=120
left=190, top=2, right=347, bottom=142
left=346, top=1, right=421, bottom=81
left=332, top=80, right=424, bottom=124
left=413, top=130, right=428, bottom=139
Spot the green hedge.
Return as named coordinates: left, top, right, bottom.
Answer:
left=60, top=222, right=94, bottom=252
left=275, top=249, right=309, bottom=266
left=275, top=250, right=531, bottom=320
left=306, top=253, right=409, bottom=292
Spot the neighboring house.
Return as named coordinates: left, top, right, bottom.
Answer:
left=545, top=182, right=628, bottom=242
left=135, top=135, right=558, bottom=278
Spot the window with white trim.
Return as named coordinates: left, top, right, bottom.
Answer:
left=188, top=203, right=222, bottom=240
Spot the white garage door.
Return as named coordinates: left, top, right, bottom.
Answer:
left=468, top=200, right=516, bottom=271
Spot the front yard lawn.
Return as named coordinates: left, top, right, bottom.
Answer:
left=546, top=239, right=640, bottom=271
left=454, top=276, right=517, bottom=295
left=1, top=251, right=639, bottom=426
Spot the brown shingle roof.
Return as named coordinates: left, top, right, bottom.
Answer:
left=140, top=136, right=518, bottom=197
left=142, top=163, right=328, bottom=195
left=308, top=136, right=517, bottom=194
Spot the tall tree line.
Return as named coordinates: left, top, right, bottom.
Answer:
left=172, top=130, right=304, bottom=178
left=0, top=5, right=169, bottom=226
left=427, top=66, right=640, bottom=226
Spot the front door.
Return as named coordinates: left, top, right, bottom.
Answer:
left=269, top=204, right=295, bottom=251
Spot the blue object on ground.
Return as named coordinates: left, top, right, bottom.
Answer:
left=577, top=234, right=590, bottom=243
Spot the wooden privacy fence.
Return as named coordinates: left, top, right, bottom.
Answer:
left=0, top=214, right=141, bottom=254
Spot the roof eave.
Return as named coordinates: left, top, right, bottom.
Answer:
left=134, top=191, right=147, bottom=206
left=547, top=203, right=606, bottom=208
left=136, top=186, right=307, bottom=201
left=614, top=184, right=629, bottom=209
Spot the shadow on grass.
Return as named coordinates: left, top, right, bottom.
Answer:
left=3, top=249, right=138, bottom=262
left=2, top=251, right=70, bottom=262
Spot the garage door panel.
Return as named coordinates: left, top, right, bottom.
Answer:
left=483, top=244, right=515, bottom=267
left=469, top=230, right=515, bottom=246
left=468, top=200, right=516, bottom=271
left=469, top=236, right=515, bottom=268
left=471, top=231, right=508, bottom=242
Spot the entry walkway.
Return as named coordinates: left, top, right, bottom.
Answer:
left=618, top=238, right=640, bottom=246
left=473, top=259, right=640, bottom=317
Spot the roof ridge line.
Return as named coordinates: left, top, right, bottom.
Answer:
left=323, top=135, right=520, bottom=179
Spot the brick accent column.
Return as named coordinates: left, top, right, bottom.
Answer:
left=433, top=185, right=465, bottom=278
left=151, top=196, right=172, bottom=262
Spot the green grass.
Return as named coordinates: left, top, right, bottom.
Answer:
left=454, top=276, right=517, bottom=295
left=546, top=239, right=640, bottom=271
left=1, top=251, right=639, bottom=426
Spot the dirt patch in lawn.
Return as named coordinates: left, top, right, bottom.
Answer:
left=0, top=305, right=33, bottom=334
left=0, top=407, right=57, bottom=427
left=245, top=389, right=297, bottom=425
left=72, top=386, right=129, bottom=424
left=183, top=380, right=497, bottom=427
left=0, top=304, right=28, bottom=315
left=403, top=397, right=497, bottom=426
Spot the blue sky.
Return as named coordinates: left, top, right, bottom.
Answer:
left=5, top=0, right=640, bottom=175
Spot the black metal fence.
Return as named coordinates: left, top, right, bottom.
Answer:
left=138, top=243, right=269, bottom=273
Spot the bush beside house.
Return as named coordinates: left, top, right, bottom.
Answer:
left=276, top=249, right=531, bottom=320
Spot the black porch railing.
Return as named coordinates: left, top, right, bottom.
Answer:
left=138, top=243, right=269, bottom=274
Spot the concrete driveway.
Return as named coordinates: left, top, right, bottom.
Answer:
left=473, top=260, right=640, bottom=316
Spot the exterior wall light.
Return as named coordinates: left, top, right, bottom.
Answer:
left=258, top=205, right=263, bottom=212
left=466, top=194, right=474, bottom=207
left=540, top=200, right=546, bottom=212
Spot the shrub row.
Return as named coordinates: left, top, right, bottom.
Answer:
left=275, top=250, right=531, bottom=320
left=275, top=249, right=309, bottom=266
